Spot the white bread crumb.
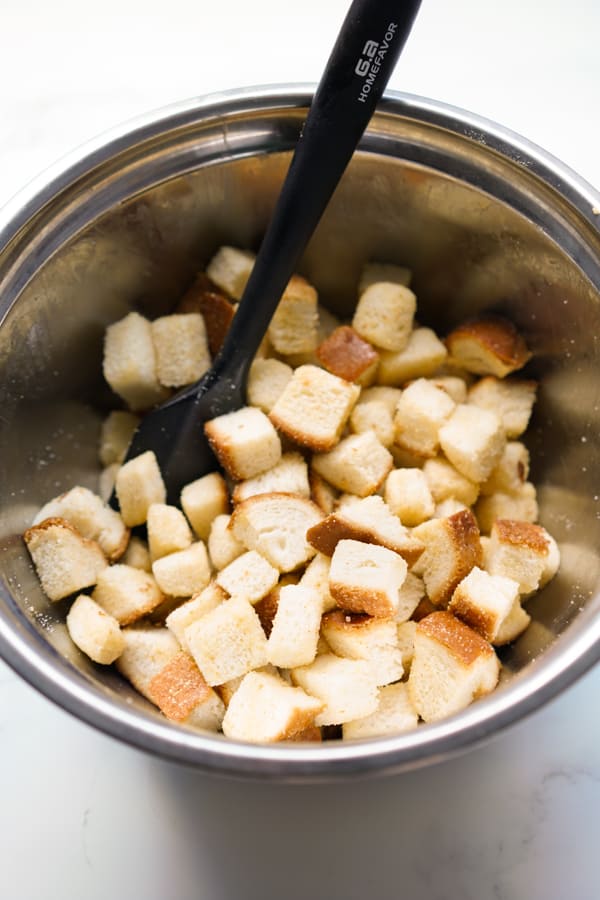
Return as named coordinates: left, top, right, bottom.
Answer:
left=147, top=503, right=193, bottom=561
left=205, top=406, right=282, bottom=481
left=152, top=542, right=212, bottom=598
left=185, top=597, right=268, bottom=685
left=66, top=594, right=124, bottom=664
left=267, top=584, right=323, bottom=668
left=115, top=451, right=166, bottom=527
left=180, top=471, right=229, bottom=541
left=151, top=313, right=211, bottom=388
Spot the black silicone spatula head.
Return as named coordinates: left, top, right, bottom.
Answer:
left=115, top=0, right=422, bottom=505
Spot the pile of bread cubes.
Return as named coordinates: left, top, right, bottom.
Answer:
left=23, top=245, right=561, bottom=744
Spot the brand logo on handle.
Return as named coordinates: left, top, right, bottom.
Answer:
left=356, top=23, right=398, bottom=103
left=355, top=40, right=380, bottom=77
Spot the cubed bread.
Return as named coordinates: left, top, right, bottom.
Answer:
left=291, top=653, right=379, bottom=726
left=152, top=542, right=212, bottom=598
left=475, top=482, right=538, bottom=534
left=358, top=261, right=412, bottom=295
left=92, top=564, right=163, bottom=625
left=103, top=312, right=169, bottom=410
left=222, top=671, right=324, bottom=742
left=298, top=552, right=337, bottom=612
left=438, top=403, right=506, bottom=483
left=316, top=325, right=379, bottom=385
left=394, top=378, right=456, bottom=458
left=121, top=536, right=152, bottom=572
left=115, top=451, right=166, bottom=527
left=445, top=315, right=532, bottom=377
left=492, top=597, right=531, bottom=645
left=328, top=538, right=408, bottom=617
left=267, top=584, right=323, bottom=668
left=23, top=518, right=107, bottom=602
left=246, top=358, right=293, bottom=413
left=205, top=406, right=281, bottom=481
left=434, top=498, right=469, bottom=519
left=207, top=513, right=245, bottom=570
left=216, top=550, right=279, bottom=604
left=356, top=386, right=402, bottom=415
left=146, top=650, right=225, bottom=730
left=33, top=485, right=129, bottom=561
left=165, top=582, right=228, bottom=651
left=269, top=364, right=360, bottom=452
left=180, top=471, right=229, bottom=541
left=99, top=410, right=140, bottom=466
left=426, top=375, right=468, bottom=404
left=151, top=313, right=211, bottom=388
left=230, top=492, right=322, bottom=573
left=343, top=682, right=418, bottom=739
left=485, top=519, right=550, bottom=594
left=205, top=245, right=255, bottom=300
left=448, top=566, right=520, bottom=641
left=268, top=274, right=319, bottom=355
left=232, top=452, right=310, bottom=504
left=147, top=503, right=193, bottom=561
left=377, top=327, right=447, bottom=386
left=321, top=611, right=404, bottom=686
left=384, top=468, right=435, bottom=526
left=396, top=620, right=418, bottom=671
left=66, top=594, right=125, bottom=664
left=422, top=457, right=480, bottom=506
left=352, top=282, right=416, bottom=352
left=98, top=463, right=120, bottom=503
left=306, top=494, right=424, bottom=565
left=311, top=432, right=393, bottom=497
left=468, top=376, right=537, bottom=437
left=185, top=597, right=268, bottom=685
left=309, top=469, right=338, bottom=514
left=175, top=273, right=236, bottom=356
left=116, top=626, right=180, bottom=698
left=349, top=400, right=395, bottom=448
left=408, top=611, right=500, bottom=722
left=412, top=509, right=482, bottom=607
left=395, top=572, right=426, bottom=624
left=539, top=528, right=561, bottom=588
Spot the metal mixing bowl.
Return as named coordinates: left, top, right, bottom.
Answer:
left=1, top=86, right=600, bottom=779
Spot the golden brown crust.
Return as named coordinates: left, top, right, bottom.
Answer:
left=175, top=274, right=236, bottom=356
left=412, top=596, right=437, bottom=621
left=493, top=519, right=549, bottom=553
left=306, top=512, right=423, bottom=565
left=267, top=412, right=339, bottom=453
left=284, top=725, right=323, bottom=742
left=321, top=609, right=375, bottom=631
left=448, top=591, right=496, bottom=642
left=316, top=326, right=379, bottom=383
left=254, top=590, right=280, bottom=637
left=329, top=581, right=395, bottom=618
left=147, top=651, right=214, bottom=721
left=309, top=469, right=337, bottom=514
left=24, top=516, right=107, bottom=560
left=445, top=315, right=532, bottom=376
left=418, top=610, right=494, bottom=665
left=438, top=509, right=483, bottom=606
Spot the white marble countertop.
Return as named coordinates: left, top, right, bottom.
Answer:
left=1, top=1, right=600, bottom=897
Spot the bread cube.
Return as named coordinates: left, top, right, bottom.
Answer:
left=329, top=538, right=408, bottom=618
left=539, top=529, right=560, bottom=588
left=480, top=442, right=530, bottom=496
left=448, top=566, right=520, bottom=641
left=267, top=585, right=323, bottom=668
left=468, top=376, right=537, bottom=437
left=485, top=519, right=550, bottom=594
left=207, top=513, right=245, bottom=570
left=321, top=611, right=403, bottom=687
left=151, top=313, right=211, bottom=388
left=377, top=327, right=447, bottom=386
left=357, top=386, right=402, bottom=414
left=147, top=503, right=193, bottom=561
left=216, top=550, right=279, bottom=604
left=230, top=492, right=322, bottom=573
left=492, top=597, right=531, bottom=645
left=205, top=245, right=255, bottom=300
left=343, top=682, right=418, bottom=739
left=298, top=552, right=337, bottom=612
left=395, top=572, right=426, bottom=624
left=268, top=274, right=319, bottom=355
left=350, top=400, right=395, bottom=448
left=408, top=611, right=499, bottom=722
left=33, top=485, right=129, bottom=561
left=175, top=273, right=236, bottom=356
left=152, top=542, right=211, bottom=598
left=438, top=403, right=506, bottom=483
left=434, top=499, right=469, bottom=519
left=396, top=620, right=418, bottom=672
left=426, top=375, right=468, bottom=404
left=165, top=582, right=228, bottom=651
left=384, top=468, right=435, bottom=526
left=422, top=457, right=479, bottom=506
left=292, top=654, right=379, bottom=726
left=146, top=650, right=225, bottom=730
left=311, top=432, right=393, bottom=497
left=180, top=471, right=229, bottom=541
left=475, top=482, right=538, bottom=534
left=205, top=406, right=281, bottom=481
left=445, top=315, right=532, bottom=377
left=394, top=378, right=456, bottom=458
left=121, top=536, right=152, bottom=572
left=222, top=671, right=323, bottom=742
left=232, top=452, right=310, bottom=504
left=103, top=312, right=169, bottom=410
left=186, top=597, right=268, bottom=685
left=269, top=364, right=360, bottom=452
left=247, top=358, right=293, bottom=413
left=316, top=325, right=379, bottom=385
left=115, top=451, right=166, bottom=527
left=116, top=626, right=180, bottom=698
left=309, top=469, right=338, bottom=515
left=66, top=595, right=124, bottom=664
left=92, top=564, right=163, bottom=625
left=358, top=261, right=412, bottom=295
left=98, top=463, right=120, bottom=503
left=99, top=410, right=140, bottom=466
left=24, top=518, right=107, bottom=602
left=412, top=509, right=482, bottom=607
left=352, top=282, right=416, bottom=352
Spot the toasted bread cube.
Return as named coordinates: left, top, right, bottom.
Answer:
left=357, top=385, right=402, bottom=414
left=175, top=273, right=236, bottom=356
left=247, top=358, right=294, bottom=413
left=66, top=594, right=125, bottom=664
left=378, top=327, right=448, bottom=386
left=281, top=304, right=342, bottom=369
left=232, top=452, right=310, bottom=504
left=216, top=550, right=279, bottom=604
left=222, top=671, right=323, bottom=742
left=445, top=316, right=532, bottom=377
left=230, top=493, right=322, bottom=573
left=103, top=312, right=169, bottom=411
left=427, top=375, right=469, bottom=404
left=309, top=469, right=338, bottom=515
left=475, top=482, right=538, bottom=534
left=298, top=552, right=337, bottom=612
left=343, top=682, right=418, bottom=739
left=115, top=451, right=166, bottom=527
left=312, top=432, right=393, bottom=498
left=391, top=443, right=430, bottom=469
left=24, top=518, right=107, bottom=602
left=352, top=282, right=416, bottom=352
left=180, top=472, right=229, bottom=541
left=205, top=406, right=281, bottom=481
left=394, top=378, right=456, bottom=458
left=448, top=566, right=520, bottom=641
left=468, top=376, right=537, bottom=438
left=33, top=485, right=129, bottom=562
left=186, top=597, right=268, bottom=685
left=412, top=509, right=482, bottom=607
left=269, top=365, right=360, bottom=452
left=422, top=457, right=479, bottom=507
left=151, top=313, right=211, bottom=388
left=146, top=650, right=225, bottom=730
left=147, top=503, right=193, bottom=561
left=98, top=463, right=120, bottom=503
left=384, top=468, right=435, bottom=526
left=152, top=542, right=211, bottom=598
left=291, top=653, right=379, bottom=726
left=329, top=539, right=408, bottom=618
left=207, top=513, right=245, bottom=570
left=316, top=326, right=379, bottom=385
left=99, top=410, right=140, bottom=466
left=121, top=535, right=152, bottom=572
left=395, top=572, right=426, bottom=624
left=268, top=274, right=319, bottom=355
left=358, top=262, right=412, bottom=295
left=321, top=611, right=403, bottom=686
left=267, top=585, right=323, bottom=668
left=92, top=564, right=163, bottom=625
left=492, top=598, right=531, bottom=645
left=439, top=403, right=506, bottom=483
left=434, top=498, right=469, bottom=519
left=215, top=663, right=282, bottom=708
left=486, top=519, right=549, bottom=594
left=307, top=494, right=424, bottom=565
left=539, top=529, right=560, bottom=588
left=206, top=245, right=255, bottom=300
left=480, top=442, right=530, bottom=496
left=408, top=611, right=500, bottom=722
left=165, top=582, right=228, bottom=651
left=349, top=400, right=395, bottom=448
left=116, top=626, right=180, bottom=698
left=396, top=620, right=418, bottom=672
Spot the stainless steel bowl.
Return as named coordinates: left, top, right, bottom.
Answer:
left=1, top=86, right=600, bottom=779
